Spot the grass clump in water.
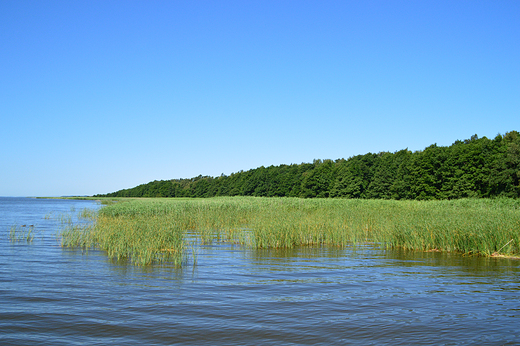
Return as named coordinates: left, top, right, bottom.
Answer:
left=93, top=214, right=186, bottom=266
left=59, top=207, right=186, bottom=266
left=9, top=225, right=35, bottom=242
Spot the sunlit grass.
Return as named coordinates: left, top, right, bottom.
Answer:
left=58, top=207, right=186, bottom=266
left=59, top=197, right=520, bottom=266
left=9, top=225, right=35, bottom=242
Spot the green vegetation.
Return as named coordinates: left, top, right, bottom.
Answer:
left=60, top=197, right=520, bottom=266
left=95, top=131, right=520, bottom=200
left=68, top=132, right=520, bottom=265
left=9, top=225, right=35, bottom=242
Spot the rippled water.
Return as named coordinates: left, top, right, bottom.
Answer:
left=1, top=197, right=519, bottom=345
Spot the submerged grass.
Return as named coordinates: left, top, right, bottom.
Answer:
left=9, top=225, right=35, bottom=242
left=59, top=197, right=520, bottom=266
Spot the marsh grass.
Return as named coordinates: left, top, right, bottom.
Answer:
left=77, top=208, right=97, bottom=220
left=59, top=197, right=520, bottom=266
left=58, top=208, right=186, bottom=266
left=373, top=202, right=520, bottom=256
left=9, top=225, right=35, bottom=242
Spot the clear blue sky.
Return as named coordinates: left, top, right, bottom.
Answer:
left=1, top=1, right=519, bottom=196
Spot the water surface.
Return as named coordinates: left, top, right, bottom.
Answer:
left=1, top=197, right=519, bottom=345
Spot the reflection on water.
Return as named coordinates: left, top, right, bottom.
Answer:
left=1, top=197, right=519, bottom=345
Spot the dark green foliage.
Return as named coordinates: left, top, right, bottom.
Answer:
left=95, top=131, right=520, bottom=200
left=330, top=154, right=377, bottom=198
left=300, top=159, right=336, bottom=198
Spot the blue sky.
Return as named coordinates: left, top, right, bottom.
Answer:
left=1, top=1, right=519, bottom=196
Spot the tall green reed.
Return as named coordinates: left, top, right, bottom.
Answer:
left=59, top=197, right=520, bottom=266
left=9, top=225, right=35, bottom=242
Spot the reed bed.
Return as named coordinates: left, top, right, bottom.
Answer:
left=59, top=197, right=520, bottom=265
left=59, top=212, right=186, bottom=266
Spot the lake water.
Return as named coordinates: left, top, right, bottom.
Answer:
left=1, top=197, right=519, bottom=345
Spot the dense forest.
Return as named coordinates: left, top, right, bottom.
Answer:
left=96, top=131, right=520, bottom=200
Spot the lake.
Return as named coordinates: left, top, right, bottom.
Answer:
left=1, top=197, right=519, bottom=345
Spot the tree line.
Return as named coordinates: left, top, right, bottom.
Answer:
left=95, top=131, right=520, bottom=200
